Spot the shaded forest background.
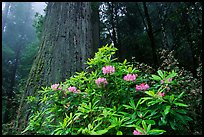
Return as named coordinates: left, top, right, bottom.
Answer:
left=2, top=2, right=202, bottom=135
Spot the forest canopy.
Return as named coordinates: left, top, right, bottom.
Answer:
left=2, top=2, right=202, bottom=135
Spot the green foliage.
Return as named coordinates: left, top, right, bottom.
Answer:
left=158, top=48, right=202, bottom=134
left=33, top=12, right=45, bottom=40
left=24, top=45, right=194, bottom=135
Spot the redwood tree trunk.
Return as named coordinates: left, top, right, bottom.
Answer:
left=16, top=2, right=99, bottom=131
left=143, top=2, right=159, bottom=68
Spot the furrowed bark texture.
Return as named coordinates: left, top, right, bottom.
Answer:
left=16, top=2, right=99, bottom=132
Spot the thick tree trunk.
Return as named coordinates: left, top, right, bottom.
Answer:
left=16, top=2, right=99, bottom=132
left=143, top=2, right=159, bottom=68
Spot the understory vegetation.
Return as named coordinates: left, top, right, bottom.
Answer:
left=2, top=2, right=202, bottom=135
left=22, top=45, right=201, bottom=135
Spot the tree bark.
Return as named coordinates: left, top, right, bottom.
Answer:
left=16, top=2, right=99, bottom=132
left=143, top=2, right=159, bottom=68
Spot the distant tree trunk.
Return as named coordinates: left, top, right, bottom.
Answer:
left=182, top=5, right=197, bottom=77
left=143, top=2, right=159, bottom=68
left=158, top=3, right=169, bottom=50
left=107, top=2, right=122, bottom=61
left=16, top=2, right=99, bottom=132
left=114, top=3, right=122, bottom=61
left=3, top=44, right=21, bottom=124
left=108, top=2, right=117, bottom=47
left=2, top=2, right=11, bottom=32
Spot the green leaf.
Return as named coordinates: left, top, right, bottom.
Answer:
left=175, top=109, right=187, bottom=114
left=21, top=126, right=31, bottom=134
left=145, top=120, right=155, bottom=125
left=174, top=102, right=188, bottom=107
left=123, top=59, right=127, bottom=65
left=128, top=67, right=132, bottom=73
left=170, top=94, right=174, bottom=102
left=122, top=119, right=136, bottom=126
left=55, top=129, right=63, bottom=135
left=135, top=98, right=142, bottom=110
left=160, top=117, right=167, bottom=125
left=88, top=124, right=93, bottom=130
left=142, top=120, right=147, bottom=131
left=136, top=119, right=142, bottom=125
left=135, top=125, right=144, bottom=133
left=169, top=120, right=176, bottom=130
left=145, top=91, right=155, bottom=97
left=147, top=124, right=151, bottom=133
left=151, top=75, right=161, bottom=81
left=147, top=100, right=157, bottom=106
left=176, top=92, right=185, bottom=100
left=164, top=106, right=171, bottom=115
left=140, top=97, right=152, bottom=105
left=129, top=98, right=136, bottom=110
left=116, top=131, right=123, bottom=135
left=94, top=129, right=109, bottom=135
left=149, top=129, right=166, bottom=135
left=125, top=124, right=136, bottom=127
left=123, top=104, right=132, bottom=110
left=166, top=72, right=177, bottom=79
left=157, top=70, right=164, bottom=78
left=108, top=125, right=116, bottom=129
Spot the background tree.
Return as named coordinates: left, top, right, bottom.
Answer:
left=2, top=2, right=36, bottom=124
left=16, top=2, right=99, bottom=131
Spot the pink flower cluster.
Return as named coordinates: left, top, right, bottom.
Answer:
left=68, top=86, right=77, bottom=93
left=136, top=83, right=149, bottom=91
left=95, top=78, right=108, bottom=88
left=51, top=84, right=60, bottom=90
left=133, top=129, right=142, bottom=135
left=123, top=74, right=136, bottom=82
left=158, top=92, right=165, bottom=97
left=168, top=78, right=172, bottom=82
left=102, top=66, right=115, bottom=75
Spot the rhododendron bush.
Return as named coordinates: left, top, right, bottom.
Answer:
left=24, top=45, right=193, bottom=135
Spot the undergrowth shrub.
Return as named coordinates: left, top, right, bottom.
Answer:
left=23, top=44, right=196, bottom=135
left=158, top=49, right=202, bottom=135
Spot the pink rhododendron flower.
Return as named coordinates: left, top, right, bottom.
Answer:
left=95, top=78, right=108, bottom=88
left=51, top=84, right=59, bottom=90
left=158, top=92, right=165, bottom=97
left=136, top=83, right=149, bottom=91
left=123, top=74, right=137, bottom=82
left=102, top=66, right=115, bottom=74
left=58, top=87, right=62, bottom=90
left=68, top=86, right=77, bottom=93
left=167, top=78, right=172, bottom=82
left=133, top=130, right=142, bottom=135
left=136, top=85, right=142, bottom=91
